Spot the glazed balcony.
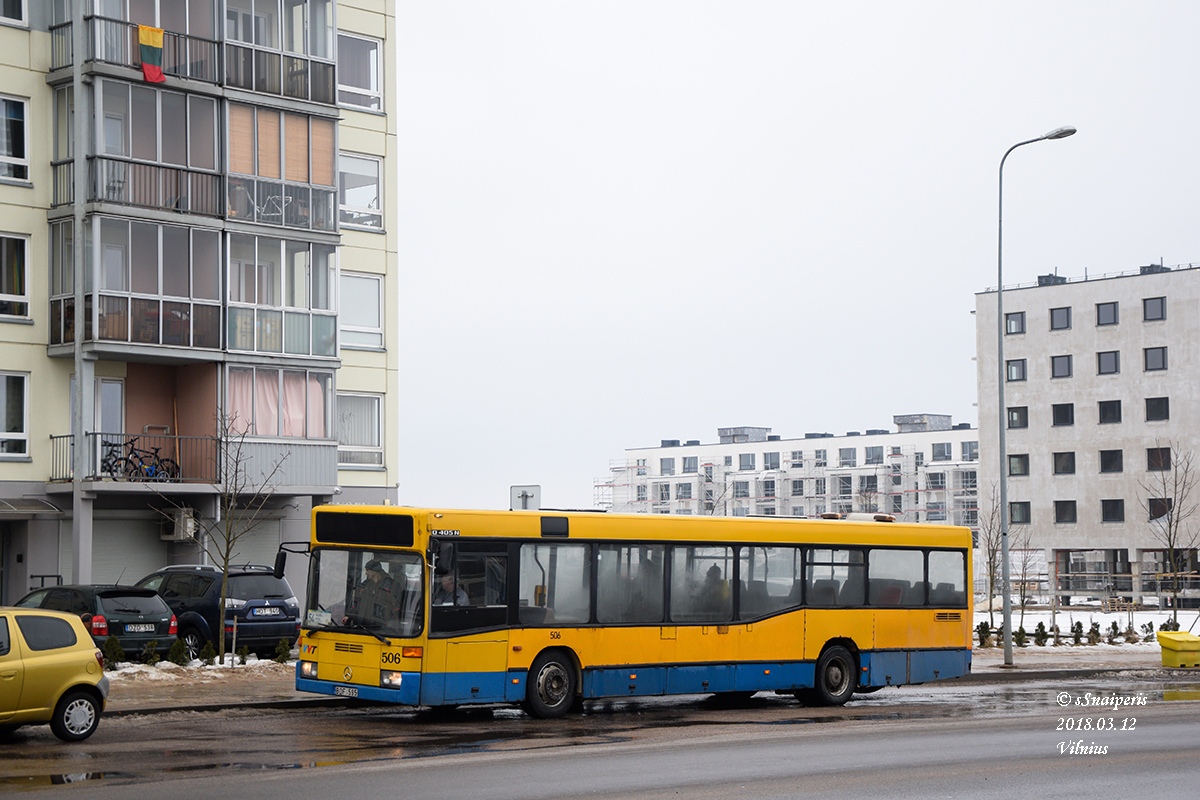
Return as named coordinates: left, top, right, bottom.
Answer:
left=51, top=16, right=221, bottom=84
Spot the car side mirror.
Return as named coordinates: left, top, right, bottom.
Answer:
left=273, top=549, right=287, bottom=580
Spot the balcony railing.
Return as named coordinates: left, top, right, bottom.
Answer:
left=49, top=433, right=338, bottom=490
left=88, top=157, right=223, bottom=217
left=51, top=18, right=220, bottom=83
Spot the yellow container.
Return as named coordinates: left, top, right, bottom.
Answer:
left=1157, top=631, right=1200, bottom=668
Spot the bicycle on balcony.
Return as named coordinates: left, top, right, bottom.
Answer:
left=116, top=437, right=180, bottom=482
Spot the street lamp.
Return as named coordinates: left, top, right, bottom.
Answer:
left=997, top=125, right=1076, bottom=667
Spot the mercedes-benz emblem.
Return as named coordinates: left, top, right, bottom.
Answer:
left=343, top=667, right=353, bottom=681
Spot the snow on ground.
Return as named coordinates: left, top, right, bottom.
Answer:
left=106, top=656, right=296, bottom=683
left=974, top=604, right=1200, bottom=640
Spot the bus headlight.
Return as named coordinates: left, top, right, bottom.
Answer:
left=300, top=661, right=318, bottom=679
left=380, top=670, right=403, bottom=688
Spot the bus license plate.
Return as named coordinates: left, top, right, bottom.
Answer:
left=125, top=623, right=154, bottom=633
left=334, top=686, right=358, bottom=698
left=252, top=607, right=282, bottom=616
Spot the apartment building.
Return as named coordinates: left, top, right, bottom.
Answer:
left=976, top=264, right=1200, bottom=606
left=597, top=417, right=980, bottom=535
left=0, top=0, right=397, bottom=603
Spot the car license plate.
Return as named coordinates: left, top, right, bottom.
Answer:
left=125, top=623, right=155, bottom=633
left=334, top=686, right=358, bottom=698
left=251, top=607, right=282, bottom=616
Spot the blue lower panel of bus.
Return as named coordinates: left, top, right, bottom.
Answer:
left=584, top=661, right=815, bottom=699
left=296, top=673, right=421, bottom=706
left=417, top=671, right=526, bottom=705
left=862, top=649, right=970, bottom=687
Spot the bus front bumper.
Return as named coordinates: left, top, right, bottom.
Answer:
left=296, top=669, right=422, bottom=706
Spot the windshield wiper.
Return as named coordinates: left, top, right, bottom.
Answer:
left=311, top=621, right=389, bottom=645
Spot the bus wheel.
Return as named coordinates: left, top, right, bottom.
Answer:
left=813, top=646, right=856, bottom=706
left=524, top=650, right=575, bottom=719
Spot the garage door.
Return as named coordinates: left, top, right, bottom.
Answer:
left=224, top=519, right=281, bottom=570
left=92, top=519, right=170, bottom=585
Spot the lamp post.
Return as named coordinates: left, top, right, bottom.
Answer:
left=997, top=125, right=1076, bottom=666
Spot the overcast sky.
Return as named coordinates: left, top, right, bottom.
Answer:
left=393, top=2, right=1200, bottom=510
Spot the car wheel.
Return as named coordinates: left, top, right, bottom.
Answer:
left=182, top=629, right=207, bottom=660
left=523, top=650, right=576, bottom=719
left=49, top=691, right=101, bottom=742
left=812, top=645, right=856, bottom=706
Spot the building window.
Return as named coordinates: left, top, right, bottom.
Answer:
left=733, top=480, right=749, bottom=499
left=0, top=234, right=28, bottom=317
left=635, top=458, right=646, bottom=476
left=739, top=453, right=755, bottom=471
left=1146, top=397, right=1170, bottom=422
left=1053, top=452, right=1076, bottom=475
left=1, top=0, right=27, bottom=24
left=1007, top=407, right=1028, bottom=429
left=791, top=479, right=803, bottom=496
left=859, top=475, right=877, bottom=494
left=1051, top=354, right=1073, bottom=378
left=724, top=455, right=732, bottom=467
left=837, top=476, right=852, bottom=496
left=1097, top=350, right=1119, bottom=375
left=1005, top=311, right=1025, bottom=334
left=1054, top=500, right=1077, bottom=524
left=763, top=452, right=780, bottom=470
left=703, top=465, right=713, bottom=481
left=864, top=446, right=883, bottom=465
left=339, top=153, right=383, bottom=229
left=227, top=366, right=332, bottom=439
left=656, top=483, right=670, bottom=502
left=337, top=33, right=382, bottom=110
left=762, top=480, right=776, bottom=498
left=0, top=371, right=28, bottom=455
left=1052, top=403, right=1074, bottom=426
left=0, top=95, right=29, bottom=181
left=838, top=448, right=856, bottom=468
left=636, top=485, right=647, bottom=502
left=1098, top=400, right=1122, bottom=424
left=660, top=458, right=675, bottom=476
left=1144, top=346, right=1168, bottom=371
left=1149, top=497, right=1173, bottom=521
left=1009, top=502, right=1031, bottom=524
left=1096, top=301, right=1118, bottom=326
left=1147, top=447, right=1171, bottom=472
left=962, top=441, right=978, bottom=461
left=339, top=272, right=383, bottom=347
left=682, top=456, right=698, bottom=474
left=792, top=505, right=806, bottom=517
left=224, top=0, right=336, bottom=102
left=926, top=502, right=946, bottom=521
left=1143, top=296, right=1165, bottom=321
left=814, top=449, right=827, bottom=467
left=336, top=392, right=382, bottom=466
left=915, top=452, right=924, bottom=467
left=675, top=483, right=692, bottom=500
left=957, top=470, right=978, bottom=489
left=790, top=450, right=803, bottom=467
left=1099, top=449, right=1123, bottom=473
left=731, top=507, right=748, bottom=517
left=1050, top=306, right=1071, bottom=330
left=1006, top=359, right=1026, bottom=381
left=891, top=494, right=903, bottom=514
left=926, top=473, right=946, bottom=490
left=813, top=478, right=826, bottom=496
left=932, top=442, right=952, bottom=462
left=1101, top=499, right=1124, bottom=523
left=1008, top=454, right=1029, bottom=476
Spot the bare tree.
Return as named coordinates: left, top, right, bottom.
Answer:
left=159, top=414, right=288, bottom=661
left=977, top=484, right=1002, bottom=628
left=1011, top=525, right=1040, bottom=629
left=855, top=469, right=882, bottom=515
left=1139, top=442, right=1199, bottom=623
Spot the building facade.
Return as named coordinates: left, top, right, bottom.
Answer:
left=597, top=417, right=980, bottom=535
left=0, top=0, right=397, bottom=604
left=976, top=264, right=1200, bottom=606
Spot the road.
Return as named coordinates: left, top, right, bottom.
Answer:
left=3, top=675, right=1199, bottom=797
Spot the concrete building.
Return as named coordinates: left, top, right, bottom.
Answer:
left=0, top=0, right=398, bottom=603
left=976, top=264, right=1200, bottom=607
left=597, top=416, right=980, bottom=535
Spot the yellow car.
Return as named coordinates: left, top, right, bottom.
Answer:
left=0, top=607, right=109, bottom=742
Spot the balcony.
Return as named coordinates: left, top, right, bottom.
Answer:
left=52, top=158, right=223, bottom=217
left=51, top=17, right=220, bottom=84
left=48, top=432, right=337, bottom=493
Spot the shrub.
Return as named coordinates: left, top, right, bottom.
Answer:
left=976, top=621, right=991, bottom=648
left=1014, top=626, right=1027, bottom=648
left=1106, top=622, right=1120, bottom=645
left=198, top=640, right=216, bottom=666
left=273, top=638, right=292, bottom=663
left=1141, top=622, right=1155, bottom=638
left=1160, top=618, right=1180, bottom=632
left=1123, top=626, right=1140, bottom=644
left=1034, top=622, right=1049, bottom=646
left=237, top=645, right=250, bottom=666
left=1072, top=621, right=1084, bottom=645
left=102, top=635, right=126, bottom=669
left=1087, top=622, right=1102, bottom=645
left=167, top=638, right=188, bottom=666
left=139, top=640, right=159, bottom=665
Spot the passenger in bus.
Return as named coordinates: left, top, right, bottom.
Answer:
left=344, top=559, right=404, bottom=627
left=701, top=564, right=731, bottom=614
left=432, top=568, right=468, bottom=606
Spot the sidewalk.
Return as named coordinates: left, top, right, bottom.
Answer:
left=102, top=643, right=1185, bottom=717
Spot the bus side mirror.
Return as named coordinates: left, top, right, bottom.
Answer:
left=273, top=549, right=287, bottom=580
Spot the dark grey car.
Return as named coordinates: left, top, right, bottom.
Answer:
left=15, top=585, right=178, bottom=658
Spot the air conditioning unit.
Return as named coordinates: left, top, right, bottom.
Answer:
left=162, top=508, right=197, bottom=542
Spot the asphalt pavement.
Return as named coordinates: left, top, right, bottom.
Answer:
left=100, top=642, right=1185, bottom=718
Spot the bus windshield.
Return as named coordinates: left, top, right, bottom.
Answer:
left=305, top=548, right=424, bottom=639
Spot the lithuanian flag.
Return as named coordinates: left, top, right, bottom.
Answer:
left=138, top=25, right=166, bottom=83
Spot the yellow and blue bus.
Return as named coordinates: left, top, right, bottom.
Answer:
left=284, top=506, right=972, bottom=718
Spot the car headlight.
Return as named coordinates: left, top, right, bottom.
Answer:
left=300, top=661, right=318, bottom=678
